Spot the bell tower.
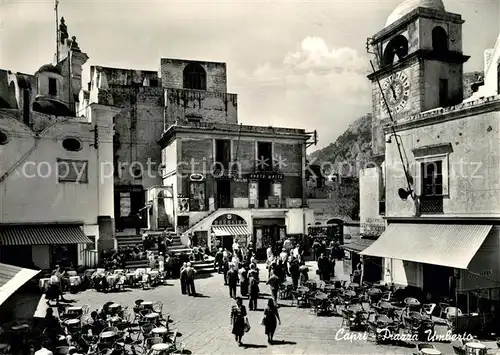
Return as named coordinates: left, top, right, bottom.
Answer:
left=367, top=0, right=469, bottom=155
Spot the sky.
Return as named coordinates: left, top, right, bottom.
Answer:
left=1, top=0, right=498, bottom=151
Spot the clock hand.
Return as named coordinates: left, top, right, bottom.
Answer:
left=390, top=83, right=397, bottom=100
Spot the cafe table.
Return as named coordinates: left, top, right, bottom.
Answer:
left=109, top=303, right=121, bottom=313
left=144, top=312, right=160, bottom=321
left=465, top=342, right=487, bottom=355
left=100, top=331, right=117, bottom=342
left=0, top=343, right=10, bottom=353
left=39, top=278, right=50, bottom=292
left=421, top=348, right=441, bottom=355
left=141, top=301, right=154, bottom=310
left=150, top=343, right=171, bottom=355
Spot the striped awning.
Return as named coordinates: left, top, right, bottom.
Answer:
left=212, top=225, right=251, bottom=237
left=360, top=224, right=492, bottom=269
left=0, top=225, right=92, bottom=246
left=0, top=263, right=40, bottom=306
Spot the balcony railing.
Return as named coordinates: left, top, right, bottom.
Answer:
left=419, top=195, right=444, bottom=214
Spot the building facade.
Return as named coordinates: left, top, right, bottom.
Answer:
left=151, top=59, right=314, bottom=257
left=360, top=0, right=500, bottom=312
left=0, top=18, right=117, bottom=269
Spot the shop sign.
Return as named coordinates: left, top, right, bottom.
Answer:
left=213, top=169, right=240, bottom=179
left=468, top=269, right=493, bottom=280
left=249, top=172, right=284, bottom=180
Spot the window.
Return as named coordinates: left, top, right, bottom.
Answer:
left=0, top=130, right=8, bottom=145
left=183, top=63, right=207, bottom=90
left=382, top=35, right=409, bottom=66
left=119, top=192, right=131, bottom=217
left=257, top=142, right=272, bottom=171
left=48, top=78, right=57, bottom=95
left=439, top=79, right=448, bottom=107
left=86, top=235, right=96, bottom=250
left=189, top=181, right=206, bottom=211
left=62, top=137, right=83, bottom=152
left=57, top=159, right=88, bottom=183
left=432, top=26, right=448, bottom=54
left=420, top=160, right=444, bottom=213
left=215, top=139, right=231, bottom=170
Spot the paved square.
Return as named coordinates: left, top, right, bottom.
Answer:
left=67, top=263, right=457, bottom=355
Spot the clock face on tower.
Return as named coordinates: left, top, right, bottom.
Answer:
left=381, top=71, right=410, bottom=115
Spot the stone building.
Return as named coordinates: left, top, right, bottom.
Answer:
left=360, top=0, right=500, bottom=312
left=0, top=18, right=117, bottom=271
left=154, top=60, right=314, bottom=256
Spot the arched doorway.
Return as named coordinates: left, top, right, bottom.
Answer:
left=211, top=213, right=250, bottom=252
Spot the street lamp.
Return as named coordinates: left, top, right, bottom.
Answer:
left=386, top=133, right=415, bottom=200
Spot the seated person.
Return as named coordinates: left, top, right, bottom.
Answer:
left=98, top=302, right=112, bottom=320
left=89, top=311, right=106, bottom=335
left=44, top=308, right=62, bottom=346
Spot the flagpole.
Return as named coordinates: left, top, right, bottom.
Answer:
left=55, top=0, right=59, bottom=63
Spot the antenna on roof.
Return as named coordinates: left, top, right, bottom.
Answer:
left=55, top=0, right=59, bottom=63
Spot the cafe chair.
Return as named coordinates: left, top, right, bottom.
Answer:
left=55, top=346, right=70, bottom=354
left=422, top=303, right=436, bottom=318
left=438, top=303, right=450, bottom=318
left=153, top=301, right=163, bottom=316
left=145, top=336, right=163, bottom=349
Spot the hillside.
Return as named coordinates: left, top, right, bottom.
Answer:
left=308, top=113, right=372, bottom=177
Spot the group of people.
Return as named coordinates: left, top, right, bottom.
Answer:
left=179, top=262, right=198, bottom=296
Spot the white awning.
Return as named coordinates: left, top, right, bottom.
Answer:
left=360, top=223, right=492, bottom=269
left=212, top=225, right=251, bottom=237
left=0, top=263, right=40, bottom=306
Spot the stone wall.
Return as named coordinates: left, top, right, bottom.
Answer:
left=160, top=58, right=227, bottom=92
left=111, top=86, right=164, bottom=188
left=164, top=88, right=237, bottom=126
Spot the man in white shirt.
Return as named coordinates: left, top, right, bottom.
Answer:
left=232, top=241, right=239, bottom=252
left=279, top=248, right=288, bottom=262
left=292, top=245, right=300, bottom=259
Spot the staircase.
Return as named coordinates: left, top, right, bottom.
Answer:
left=116, top=229, right=214, bottom=274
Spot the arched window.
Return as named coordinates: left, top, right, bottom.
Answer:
left=183, top=63, right=207, bottom=90
left=62, top=137, right=82, bottom=151
left=382, top=35, right=409, bottom=66
left=432, top=26, right=448, bottom=53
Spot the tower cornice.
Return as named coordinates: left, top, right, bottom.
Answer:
left=367, top=49, right=469, bottom=81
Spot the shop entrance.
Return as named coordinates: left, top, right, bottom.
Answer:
left=423, top=263, right=454, bottom=300
left=253, top=218, right=286, bottom=259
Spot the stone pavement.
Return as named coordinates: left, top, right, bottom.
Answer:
left=66, top=262, right=459, bottom=355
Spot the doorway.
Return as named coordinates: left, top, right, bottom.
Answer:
left=216, top=180, right=231, bottom=208
left=423, top=263, right=454, bottom=300
left=258, top=180, right=271, bottom=208
left=222, top=236, right=234, bottom=251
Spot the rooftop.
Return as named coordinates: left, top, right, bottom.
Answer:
left=385, top=0, right=445, bottom=27
left=159, top=121, right=309, bottom=146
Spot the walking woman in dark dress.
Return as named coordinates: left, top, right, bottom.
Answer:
left=263, top=298, right=281, bottom=344
left=230, top=297, right=248, bottom=346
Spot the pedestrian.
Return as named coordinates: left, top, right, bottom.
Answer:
left=148, top=251, right=156, bottom=270
left=185, top=262, right=197, bottom=296
left=230, top=297, right=248, bottom=346
left=248, top=270, right=260, bottom=311
left=239, top=266, right=249, bottom=297
left=289, top=257, right=300, bottom=290
left=215, top=248, right=223, bottom=273
left=263, top=298, right=281, bottom=344
left=312, top=239, right=321, bottom=261
left=227, top=264, right=238, bottom=298
left=222, top=259, right=230, bottom=285
left=317, top=253, right=328, bottom=281
left=180, top=262, right=187, bottom=295
left=266, top=270, right=281, bottom=306
left=158, top=252, right=165, bottom=275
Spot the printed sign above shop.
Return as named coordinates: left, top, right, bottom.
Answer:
left=249, top=172, right=284, bottom=180
left=213, top=169, right=240, bottom=179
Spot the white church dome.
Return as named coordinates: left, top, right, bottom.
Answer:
left=385, top=0, right=445, bottom=27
